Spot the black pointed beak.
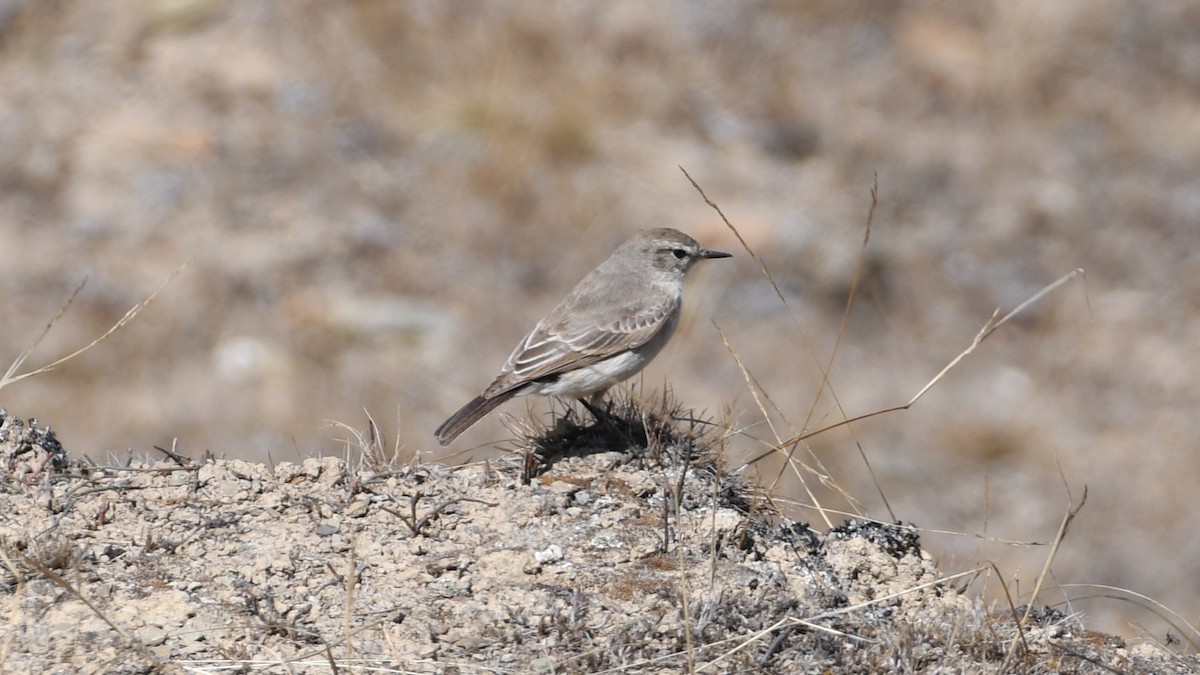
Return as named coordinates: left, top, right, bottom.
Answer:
left=700, top=248, right=732, bottom=259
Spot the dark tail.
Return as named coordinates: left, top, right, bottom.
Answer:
left=434, top=392, right=514, bottom=445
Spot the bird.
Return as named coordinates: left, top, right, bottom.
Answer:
left=434, top=227, right=731, bottom=445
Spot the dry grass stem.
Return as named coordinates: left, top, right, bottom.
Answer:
left=1, top=263, right=188, bottom=392
left=26, top=560, right=166, bottom=670
left=1058, top=584, right=1200, bottom=651
left=756, top=267, right=1089, bottom=453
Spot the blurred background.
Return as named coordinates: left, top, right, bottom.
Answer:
left=1, top=0, right=1197, bottom=641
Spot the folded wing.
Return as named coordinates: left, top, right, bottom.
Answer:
left=482, top=296, right=677, bottom=398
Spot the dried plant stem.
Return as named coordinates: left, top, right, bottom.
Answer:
left=737, top=268, right=1088, bottom=466
left=1, top=262, right=188, bottom=391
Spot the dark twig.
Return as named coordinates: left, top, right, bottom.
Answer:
left=383, top=495, right=498, bottom=535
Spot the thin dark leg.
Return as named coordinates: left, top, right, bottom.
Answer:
left=577, top=388, right=612, bottom=421
left=577, top=396, right=607, bottom=421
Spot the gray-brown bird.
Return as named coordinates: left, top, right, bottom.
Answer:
left=435, top=227, right=731, bottom=445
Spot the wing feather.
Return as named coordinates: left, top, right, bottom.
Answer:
left=481, top=295, right=677, bottom=398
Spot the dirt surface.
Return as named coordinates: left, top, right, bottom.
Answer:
left=3, top=0, right=1200, bottom=644
left=2, top=408, right=1197, bottom=674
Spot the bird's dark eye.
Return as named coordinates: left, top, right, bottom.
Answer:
left=672, top=248, right=688, bottom=259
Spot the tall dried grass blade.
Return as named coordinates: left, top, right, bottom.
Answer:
left=1, top=263, right=188, bottom=391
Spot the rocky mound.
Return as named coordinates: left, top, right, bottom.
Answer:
left=0, top=407, right=1193, bottom=673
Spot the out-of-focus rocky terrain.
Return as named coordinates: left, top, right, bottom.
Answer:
left=1, top=0, right=1198, bottom=642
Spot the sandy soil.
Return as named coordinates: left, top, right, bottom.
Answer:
left=2, top=0, right=1199, bottom=644
left=2, top=407, right=1197, bottom=673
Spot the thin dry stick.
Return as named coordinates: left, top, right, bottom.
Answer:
left=342, top=537, right=357, bottom=671
left=713, top=323, right=783, bottom=446
left=590, top=563, right=974, bottom=674
left=1, top=279, right=86, bottom=386
left=738, top=267, right=1088, bottom=466
left=0, top=548, right=22, bottom=664
left=363, top=408, right=383, bottom=466
left=1002, top=484, right=1088, bottom=668
left=710, top=325, right=851, bottom=519
left=678, top=553, right=696, bottom=675
left=713, top=323, right=836, bottom=529
left=976, top=560, right=1032, bottom=661
left=695, top=566, right=987, bottom=672
left=684, top=168, right=875, bottom=430
left=27, top=560, right=168, bottom=670
left=1, top=262, right=189, bottom=390
left=707, top=461, right=722, bottom=588
left=909, top=268, right=1087, bottom=407
left=682, top=166, right=852, bottom=525
left=786, top=176, right=894, bottom=522
left=1056, top=583, right=1200, bottom=651
left=764, top=498, right=1046, bottom=545
left=284, top=609, right=406, bottom=671
left=680, top=166, right=805, bottom=424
